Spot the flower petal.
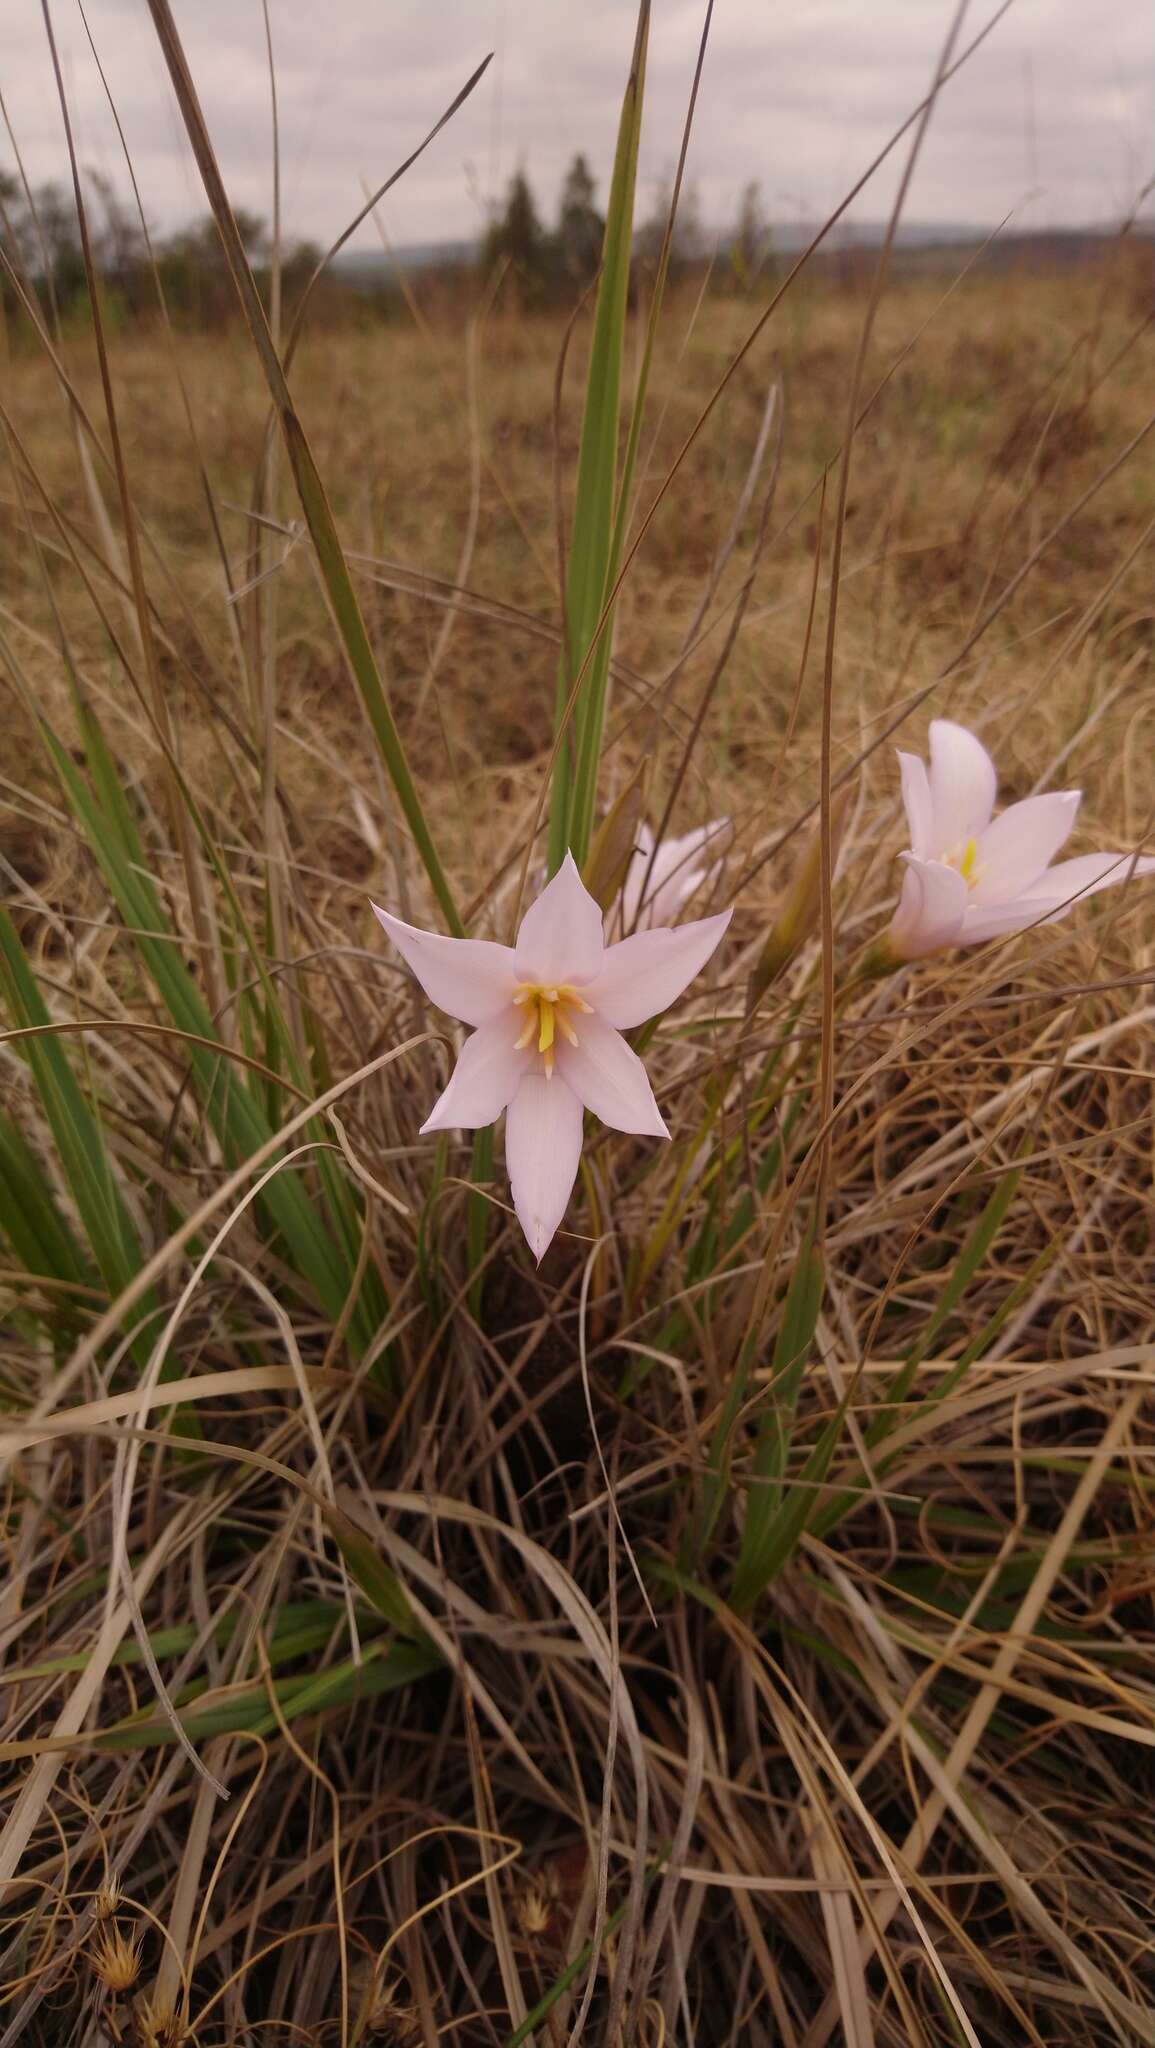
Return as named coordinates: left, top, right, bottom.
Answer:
left=554, top=1008, right=668, bottom=1136
left=927, top=719, right=998, bottom=856
left=371, top=904, right=516, bottom=1025
left=897, top=750, right=933, bottom=859
left=514, top=851, right=605, bottom=985
left=586, top=908, right=732, bottom=1028
left=505, top=1073, right=585, bottom=1261
left=956, top=898, right=1057, bottom=945
left=642, top=820, right=731, bottom=928
left=1020, top=849, right=1155, bottom=916
left=970, top=791, right=1080, bottom=903
left=953, top=851, right=1155, bottom=945
left=420, top=1018, right=530, bottom=1133
left=887, top=855, right=969, bottom=959
left=617, top=823, right=655, bottom=932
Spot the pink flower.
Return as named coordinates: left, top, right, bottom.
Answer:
left=887, top=719, right=1155, bottom=960
left=372, top=854, right=731, bottom=1259
left=615, top=819, right=730, bottom=934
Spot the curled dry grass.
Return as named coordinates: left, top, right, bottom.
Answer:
left=2, top=232, right=1155, bottom=2047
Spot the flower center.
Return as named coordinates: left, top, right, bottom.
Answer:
left=947, top=836, right=981, bottom=887
left=512, top=983, right=592, bottom=1077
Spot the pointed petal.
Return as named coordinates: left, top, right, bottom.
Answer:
left=927, top=720, right=998, bottom=855
left=554, top=1008, right=668, bottom=1136
left=887, top=855, right=969, bottom=959
left=1021, top=849, right=1155, bottom=916
left=420, top=1019, right=530, bottom=1133
left=371, top=904, right=516, bottom=1025
left=955, top=852, right=1155, bottom=944
left=970, top=792, right=1080, bottom=902
left=586, top=908, right=732, bottom=1028
left=505, top=1074, right=584, bottom=1262
left=514, top=851, right=604, bottom=985
left=897, top=750, right=933, bottom=858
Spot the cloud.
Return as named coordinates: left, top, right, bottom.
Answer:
left=6, top=0, right=1152, bottom=252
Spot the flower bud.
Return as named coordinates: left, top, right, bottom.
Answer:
left=748, top=784, right=852, bottom=1005
left=581, top=759, right=650, bottom=913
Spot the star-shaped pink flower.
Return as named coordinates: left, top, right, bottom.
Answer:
left=888, top=719, right=1155, bottom=958
left=373, top=854, right=730, bottom=1258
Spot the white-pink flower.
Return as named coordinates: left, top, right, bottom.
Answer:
left=373, top=854, right=730, bottom=1260
left=615, top=819, right=730, bottom=934
left=887, top=718, right=1155, bottom=960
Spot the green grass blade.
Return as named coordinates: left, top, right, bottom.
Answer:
left=875, top=1162, right=1024, bottom=1427
left=72, top=683, right=388, bottom=1356
left=96, top=1639, right=440, bottom=1750
left=730, top=1232, right=825, bottom=1606
left=0, top=910, right=157, bottom=1366
left=0, top=1111, right=91, bottom=1295
left=807, top=1163, right=1025, bottom=1545
left=546, top=1, right=649, bottom=871
left=323, top=1503, right=423, bottom=1640
left=10, top=1598, right=381, bottom=1682
left=39, top=727, right=372, bottom=1343
left=732, top=1380, right=850, bottom=1606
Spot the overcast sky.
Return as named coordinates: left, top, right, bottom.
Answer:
left=8, top=1, right=1153, bottom=252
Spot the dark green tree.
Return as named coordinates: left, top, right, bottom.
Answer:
left=729, top=180, right=773, bottom=293
left=634, top=175, right=702, bottom=286
left=555, top=152, right=603, bottom=287
left=481, top=167, right=551, bottom=303
left=156, top=208, right=267, bottom=325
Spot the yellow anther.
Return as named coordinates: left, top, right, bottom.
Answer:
left=512, top=982, right=587, bottom=1068
left=958, top=836, right=978, bottom=881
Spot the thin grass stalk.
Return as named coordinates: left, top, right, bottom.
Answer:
left=143, top=0, right=462, bottom=934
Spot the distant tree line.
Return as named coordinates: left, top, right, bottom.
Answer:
left=0, top=153, right=776, bottom=337
left=481, top=156, right=776, bottom=305
left=0, top=167, right=335, bottom=334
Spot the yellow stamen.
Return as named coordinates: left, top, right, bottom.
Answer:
left=958, top=836, right=978, bottom=881
left=512, top=982, right=587, bottom=1068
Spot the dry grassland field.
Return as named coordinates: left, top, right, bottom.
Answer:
left=3, top=88, right=1155, bottom=2048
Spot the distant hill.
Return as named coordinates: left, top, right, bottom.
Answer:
left=332, top=240, right=476, bottom=286
left=332, top=218, right=1152, bottom=282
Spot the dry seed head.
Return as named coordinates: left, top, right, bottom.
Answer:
left=366, top=1971, right=422, bottom=2045
left=517, top=1883, right=552, bottom=1938
left=93, top=1877, right=124, bottom=1921
left=89, top=1921, right=143, bottom=1995
left=132, top=1997, right=186, bottom=2048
